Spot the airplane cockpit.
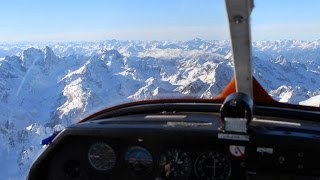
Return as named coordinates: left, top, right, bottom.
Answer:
left=27, top=0, right=320, bottom=180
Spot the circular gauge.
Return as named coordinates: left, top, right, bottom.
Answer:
left=125, top=146, right=153, bottom=176
left=159, top=149, right=192, bottom=179
left=88, top=142, right=116, bottom=171
left=194, top=151, right=231, bottom=180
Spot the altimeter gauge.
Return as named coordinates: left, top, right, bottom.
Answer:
left=159, top=149, right=192, bottom=179
left=88, top=142, right=116, bottom=171
left=195, top=151, right=231, bottom=180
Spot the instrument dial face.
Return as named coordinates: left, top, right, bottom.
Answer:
left=159, top=149, right=192, bottom=179
left=194, top=151, right=231, bottom=180
left=88, top=143, right=116, bottom=171
left=125, top=146, right=153, bottom=176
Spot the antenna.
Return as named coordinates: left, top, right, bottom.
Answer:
left=225, top=0, right=254, bottom=98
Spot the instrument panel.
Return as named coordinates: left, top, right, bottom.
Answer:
left=84, top=143, right=234, bottom=180
left=46, top=135, right=243, bottom=180
left=28, top=103, right=320, bottom=180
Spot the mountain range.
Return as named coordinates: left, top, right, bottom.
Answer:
left=0, top=39, right=319, bottom=179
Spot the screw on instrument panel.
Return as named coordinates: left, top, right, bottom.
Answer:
left=278, top=156, right=285, bottom=165
left=138, top=138, right=143, bottom=142
left=230, top=100, right=237, bottom=107
left=233, top=16, right=243, bottom=24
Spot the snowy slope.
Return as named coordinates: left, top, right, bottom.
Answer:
left=300, top=95, right=320, bottom=107
left=0, top=39, right=319, bottom=179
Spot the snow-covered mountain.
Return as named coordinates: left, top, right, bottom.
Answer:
left=0, top=39, right=319, bottom=179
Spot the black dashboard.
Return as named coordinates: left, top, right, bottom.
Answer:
left=27, top=102, right=320, bottom=180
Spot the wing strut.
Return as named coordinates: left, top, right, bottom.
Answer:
left=225, top=0, right=254, bottom=98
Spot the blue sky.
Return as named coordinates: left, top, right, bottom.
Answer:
left=0, top=0, right=319, bottom=41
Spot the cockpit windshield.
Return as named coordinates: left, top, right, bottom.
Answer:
left=251, top=0, right=320, bottom=107
left=0, top=0, right=319, bottom=179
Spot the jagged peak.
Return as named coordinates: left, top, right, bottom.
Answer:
left=22, top=47, right=42, bottom=56
left=42, top=46, right=58, bottom=61
left=187, top=38, right=204, bottom=43
left=43, top=46, right=54, bottom=55
left=100, top=49, right=122, bottom=58
left=98, top=49, right=125, bottom=68
left=20, top=47, right=43, bottom=67
left=273, top=55, right=289, bottom=65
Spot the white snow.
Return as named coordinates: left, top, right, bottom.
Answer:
left=0, top=39, right=320, bottom=179
left=57, top=78, right=86, bottom=119
left=299, top=95, right=320, bottom=107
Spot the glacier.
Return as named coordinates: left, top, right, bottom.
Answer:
left=0, top=39, right=319, bottom=179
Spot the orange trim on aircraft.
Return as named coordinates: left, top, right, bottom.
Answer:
left=213, top=77, right=276, bottom=104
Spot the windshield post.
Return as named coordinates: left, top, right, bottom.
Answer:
left=225, top=0, right=254, bottom=98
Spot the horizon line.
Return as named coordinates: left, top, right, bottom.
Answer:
left=1, top=38, right=320, bottom=44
